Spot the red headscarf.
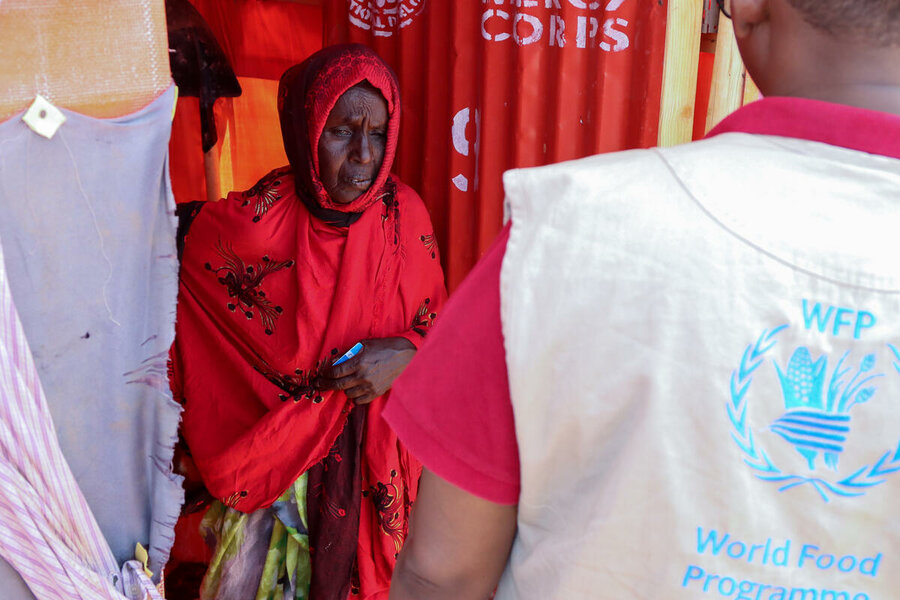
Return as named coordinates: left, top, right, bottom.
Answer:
left=278, top=44, right=401, bottom=217
left=171, top=44, right=446, bottom=598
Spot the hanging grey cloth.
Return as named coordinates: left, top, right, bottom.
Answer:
left=0, top=85, right=183, bottom=595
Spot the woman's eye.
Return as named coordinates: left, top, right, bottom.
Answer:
left=371, top=130, right=387, bottom=138
left=332, top=127, right=352, bottom=136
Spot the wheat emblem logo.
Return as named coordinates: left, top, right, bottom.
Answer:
left=728, top=326, right=900, bottom=502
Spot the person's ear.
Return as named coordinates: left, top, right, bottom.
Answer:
left=730, top=0, right=769, bottom=39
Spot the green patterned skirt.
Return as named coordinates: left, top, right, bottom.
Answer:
left=199, top=474, right=312, bottom=600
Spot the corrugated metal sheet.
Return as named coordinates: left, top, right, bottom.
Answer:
left=326, top=0, right=668, bottom=289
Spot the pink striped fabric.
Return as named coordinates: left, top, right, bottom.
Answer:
left=0, top=239, right=161, bottom=600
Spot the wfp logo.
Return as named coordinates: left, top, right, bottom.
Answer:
left=728, top=305, right=900, bottom=502
left=348, top=0, right=426, bottom=37
left=772, top=348, right=878, bottom=471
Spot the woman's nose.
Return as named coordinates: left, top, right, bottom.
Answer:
left=351, top=131, right=373, bottom=163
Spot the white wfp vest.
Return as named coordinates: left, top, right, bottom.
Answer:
left=497, top=132, right=900, bottom=600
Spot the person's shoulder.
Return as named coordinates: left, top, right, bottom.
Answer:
left=390, top=176, right=423, bottom=203
left=503, top=147, right=663, bottom=203
left=503, top=138, right=738, bottom=191
left=390, top=176, right=432, bottom=219
left=230, top=166, right=295, bottom=201
left=501, top=146, right=675, bottom=225
left=209, top=166, right=295, bottom=219
left=501, top=136, right=763, bottom=213
left=181, top=166, right=297, bottom=247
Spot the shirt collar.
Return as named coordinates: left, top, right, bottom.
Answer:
left=707, top=97, right=900, bottom=160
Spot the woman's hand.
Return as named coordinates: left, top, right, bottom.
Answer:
left=316, top=337, right=417, bottom=405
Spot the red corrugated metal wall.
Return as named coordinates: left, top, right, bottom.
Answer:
left=324, top=1, right=667, bottom=289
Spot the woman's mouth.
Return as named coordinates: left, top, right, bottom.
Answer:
left=343, top=176, right=373, bottom=189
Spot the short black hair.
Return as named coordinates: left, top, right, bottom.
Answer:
left=787, top=0, right=900, bottom=45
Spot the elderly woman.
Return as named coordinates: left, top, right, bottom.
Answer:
left=170, top=44, right=446, bottom=600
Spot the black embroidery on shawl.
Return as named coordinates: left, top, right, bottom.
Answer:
left=223, top=490, right=248, bottom=509
left=419, top=233, right=437, bottom=259
left=242, top=169, right=287, bottom=222
left=410, top=298, right=437, bottom=337
left=362, top=469, right=408, bottom=557
left=205, top=241, right=293, bottom=335
left=380, top=180, right=401, bottom=245
left=253, top=357, right=327, bottom=404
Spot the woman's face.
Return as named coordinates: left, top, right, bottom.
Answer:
left=317, top=82, right=389, bottom=204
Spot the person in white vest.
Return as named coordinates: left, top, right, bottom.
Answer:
left=384, top=0, right=900, bottom=598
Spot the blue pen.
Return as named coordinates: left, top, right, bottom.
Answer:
left=333, top=342, right=364, bottom=366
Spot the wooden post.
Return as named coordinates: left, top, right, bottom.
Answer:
left=705, top=17, right=746, bottom=133
left=657, top=0, right=703, bottom=147
left=203, top=148, right=221, bottom=204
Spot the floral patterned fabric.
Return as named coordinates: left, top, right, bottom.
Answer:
left=199, top=476, right=310, bottom=600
